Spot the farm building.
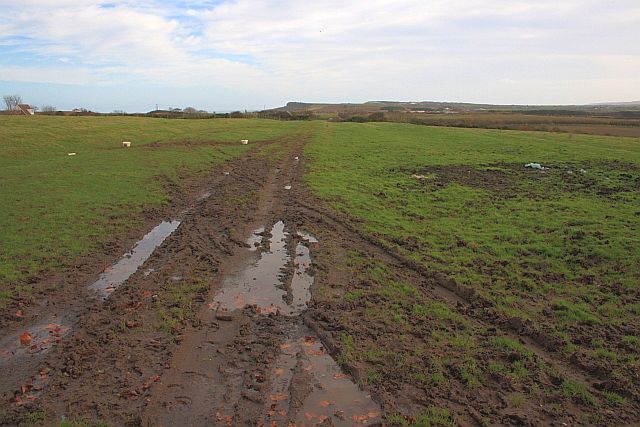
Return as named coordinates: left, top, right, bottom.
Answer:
left=13, top=104, right=35, bottom=115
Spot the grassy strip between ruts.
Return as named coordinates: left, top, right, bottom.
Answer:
left=0, top=116, right=308, bottom=302
left=304, top=121, right=640, bottom=420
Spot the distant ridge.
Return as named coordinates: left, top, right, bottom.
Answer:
left=267, top=100, right=640, bottom=114
left=589, top=101, right=640, bottom=106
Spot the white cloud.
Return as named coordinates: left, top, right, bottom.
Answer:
left=0, top=0, right=638, bottom=107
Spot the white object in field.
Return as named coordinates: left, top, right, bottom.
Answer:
left=68, top=152, right=76, bottom=156
left=524, top=163, right=545, bottom=170
left=294, top=156, right=299, bottom=161
left=223, top=171, right=230, bottom=176
left=122, top=141, right=131, bottom=148
left=241, top=139, right=249, bottom=145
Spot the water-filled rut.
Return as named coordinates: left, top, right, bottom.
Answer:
left=210, top=221, right=381, bottom=426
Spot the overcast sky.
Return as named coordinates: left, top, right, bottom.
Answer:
left=1, top=0, right=639, bottom=112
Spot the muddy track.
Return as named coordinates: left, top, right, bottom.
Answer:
left=283, top=160, right=640, bottom=424
left=0, top=140, right=281, bottom=424
left=291, top=200, right=624, bottom=382
left=2, top=132, right=637, bottom=426
left=1, top=135, right=383, bottom=426
left=142, top=137, right=381, bottom=426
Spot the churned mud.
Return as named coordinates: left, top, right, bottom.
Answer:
left=143, top=135, right=380, bottom=426
left=89, top=220, right=182, bottom=299
left=1, top=134, right=383, bottom=426
left=266, top=324, right=381, bottom=426
left=3, top=133, right=638, bottom=426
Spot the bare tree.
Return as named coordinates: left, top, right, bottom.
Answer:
left=41, top=105, right=57, bottom=113
left=3, top=94, right=23, bottom=112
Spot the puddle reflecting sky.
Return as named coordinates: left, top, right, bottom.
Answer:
left=0, top=316, right=71, bottom=365
left=88, top=220, right=181, bottom=299
left=212, top=221, right=315, bottom=316
left=266, top=327, right=381, bottom=427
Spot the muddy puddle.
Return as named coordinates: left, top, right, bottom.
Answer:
left=291, top=240, right=314, bottom=313
left=266, top=326, right=381, bottom=426
left=197, top=190, right=212, bottom=201
left=88, top=220, right=181, bottom=299
left=212, top=221, right=315, bottom=316
left=1, top=220, right=181, bottom=367
left=246, top=226, right=265, bottom=251
left=0, top=316, right=71, bottom=365
left=211, top=222, right=381, bottom=425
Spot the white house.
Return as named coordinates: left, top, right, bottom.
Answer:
left=13, top=104, right=35, bottom=115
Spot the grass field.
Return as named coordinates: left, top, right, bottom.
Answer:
left=2, top=116, right=639, bottom=422
left=305, top=122, right=640, bottom=419
left=0, top=116, right=306, bottom=301
left=389, top=112, right=640, bottom=138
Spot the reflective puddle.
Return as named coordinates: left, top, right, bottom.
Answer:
left=246, top=226, right=265, bottom=251
left=212, top=221, right=315, bottom=316
left=0, top=316, right=71, bottom=365
left=210, top=221, right=381, bottom=425
left=1, top=220, right=181, bottom=369
left=88, top=220, right=181, bottom=299
left=266, top=328, right=381, bottom=426
left=290, top=240, right=314, bottom=313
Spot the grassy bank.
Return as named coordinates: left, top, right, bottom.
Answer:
left=305, top=122, right=640, bottom=420
left=0, top=116, right=305, bottom=301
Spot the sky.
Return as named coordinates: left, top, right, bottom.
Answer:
left=0, top=0, right=639, bottom=112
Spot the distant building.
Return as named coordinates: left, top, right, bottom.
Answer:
left=13, top=104, right=35, bottom=115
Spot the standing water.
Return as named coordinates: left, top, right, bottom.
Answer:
left=88, top=220, right=181, bottom=299
left=209, top=221, right=381, bottom=425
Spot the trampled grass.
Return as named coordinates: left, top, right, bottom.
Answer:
left=0, top=116, right=306, bottom=300
left=305, top=122, right=640, bottom=389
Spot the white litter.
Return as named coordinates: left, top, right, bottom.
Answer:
left=68, top=152, right=76, bottom=156
left=223, top=171, right=230, bottom=176
left=411, top=174, right=428, bottom=180
left=525, top=163, right=546, bottom=170
left=294, top=156, right=299, bottom=161
left=284, top=185, right=292, bottom=190
left=241, top=139, right=249, bottom=145
left=122, top=141, right=131, bottom=148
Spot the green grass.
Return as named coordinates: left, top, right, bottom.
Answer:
left=0, top=116, right=306, bottom=301
left=305, top=121, right=640, bottom=378
left=156, top=278, right=208, bottom=333
left=490, top=336, right=535, bottom=360
left=387, top=407, right=455, bottom=427
left=562, top=379, right=597, bottom=406
left=605, top=391, right=626, bottom=406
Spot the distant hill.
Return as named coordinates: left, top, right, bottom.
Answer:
left=589, top=101, right=640, bottom=106
left=267, top=100, right=640, bottom=115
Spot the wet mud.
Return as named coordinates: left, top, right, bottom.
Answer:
left=142, top=137, right=380, bottom=425
left=3, top=133, right=637, bottom=426
left=89, top=220, right=181, bottom=299
left=266, top=325, right=381, bottom=426
left=212, top=221, right=316, bottom=318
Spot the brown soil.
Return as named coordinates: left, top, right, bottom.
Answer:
left=1, top=136, right=638, bottom=426
left=401, top=160, right=640, bottom=200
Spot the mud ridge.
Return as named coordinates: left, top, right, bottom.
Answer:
left=291, top=199, right=619, bottom=385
